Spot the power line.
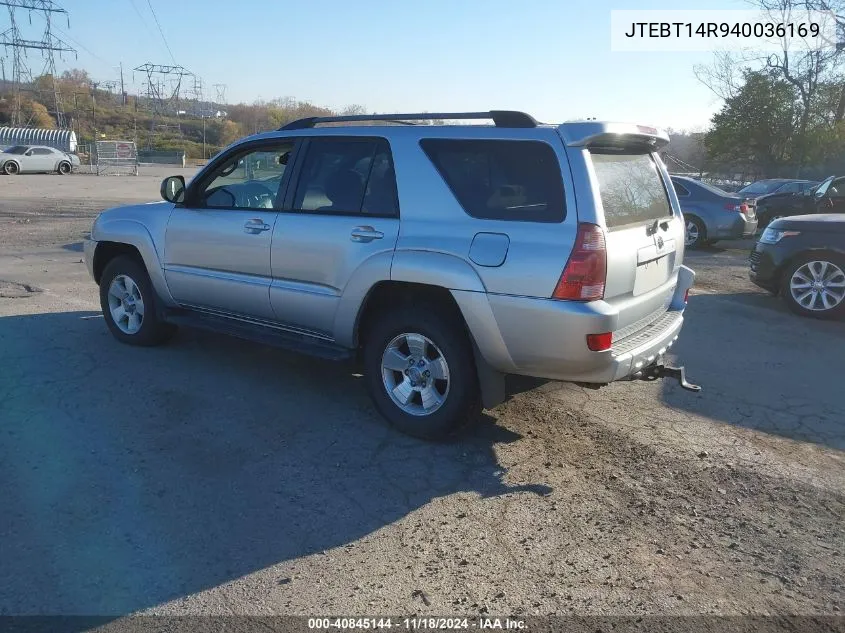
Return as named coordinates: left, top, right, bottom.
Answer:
left=145, top=0, right=176, bottom=64
left=126, top=0, right=156, bottom=41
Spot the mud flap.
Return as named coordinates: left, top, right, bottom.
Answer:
left=471, top=339, right=506, bottom=409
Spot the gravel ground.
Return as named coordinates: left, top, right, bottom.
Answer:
left=0, top=172, right=843, bottom=623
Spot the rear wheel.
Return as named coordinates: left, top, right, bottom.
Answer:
left=781, top=253, right=845, bottom=319
left=684, top=216, right=706, bottom=249
left=4, top=161, right=19, bottom=175
left=99, top=255, right=176, bottom=345
left=363, top=305, right=481, bottom=440
left=57, top=161, right=71, bottom=175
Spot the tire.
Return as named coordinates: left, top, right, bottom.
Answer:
left=362, top=304, right=481, bottom=440
left=99, top=255, right=176, bottom=345
left=780, top=252, right=845, bottom=319
left=684, top=216, right=706, bottom=249
left=4, top=161, right=19, bottom=175
left=57, top=161, right=71, bottom=175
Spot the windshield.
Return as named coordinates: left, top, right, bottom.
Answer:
left=590, top=151, right=673, bottom=229
left=739, top=181, right=784, bottom=195
left=3, top=145, right=28, bottom=154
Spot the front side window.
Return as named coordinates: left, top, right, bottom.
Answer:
left=292, top=138, right=397, bottom=216
left=421, top=139, right=565, bottom=222
left=826, top=178, right=845, bottom=199
left=198, top=142, right=294, bottom=209
left=590, top=152, right=673, bottom=229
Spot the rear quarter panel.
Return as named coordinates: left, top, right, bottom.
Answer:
left=387, top=127, right=579, bottom=299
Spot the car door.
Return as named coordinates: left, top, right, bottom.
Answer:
left=820, top=177, right=845, bottom=214
left=163, top=139, right=296, bottom=320
left=22, top=148, right=44, bottom=172
left=269, top=137, right=400, bottom=336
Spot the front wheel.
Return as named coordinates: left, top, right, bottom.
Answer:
left=781, top=253, right=845, bottom=319
left=99, top=255, right=176, bottom=345
left=363, top=306, right=481, bottom=440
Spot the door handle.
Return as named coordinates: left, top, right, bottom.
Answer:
left=350, top=226, right=384, bottom=243
left=244, top=219, right=271, bottom=234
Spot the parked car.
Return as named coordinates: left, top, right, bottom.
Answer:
left=752, top=175, right=845, bottom=228
left=84, top=111, right=698, bottom=439
left=0, top=144, right=80, bottom=175
left=750, top=214, right=845, bottom=318
left=753, top=180, right=819, bottom=227
left=738, top=178, right=815, bottom=198
left=670, top=175, right=758, bottom=249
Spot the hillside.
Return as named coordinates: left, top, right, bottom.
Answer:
left=0, top=69, right=359, bottom=159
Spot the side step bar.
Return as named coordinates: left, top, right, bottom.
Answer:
left=165, top=311, right=353, bottom=361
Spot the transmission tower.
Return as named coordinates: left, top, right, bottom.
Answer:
left=133, top=62, right=193, bottom=147
left=0, top=0, right=75, bottom=127
left=213, top=83, right=226, bottom=105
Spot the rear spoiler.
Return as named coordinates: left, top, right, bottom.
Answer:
left=557, top=121, right=670, bottom=152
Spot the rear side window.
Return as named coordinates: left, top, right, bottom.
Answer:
left=292, top=138, right=398, bottom=216
left=421, top=139, right=565, bottom=223
left=590, top=152, right=672, bottom=229
left=672, top=181, right=690, bottom=196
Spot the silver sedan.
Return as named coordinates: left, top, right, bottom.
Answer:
left=0, top=144, right=81, bottom=175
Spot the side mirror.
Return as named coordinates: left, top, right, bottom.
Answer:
left=161, top=175, right=185, bottom=203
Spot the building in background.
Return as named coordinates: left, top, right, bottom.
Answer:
left=0, top=127, right=78, bottom=153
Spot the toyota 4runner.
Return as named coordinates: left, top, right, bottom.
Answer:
left=84, top=110, right=697, bottom=439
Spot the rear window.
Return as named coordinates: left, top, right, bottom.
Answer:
left=421, top=139, right=565, bottom=223
left=590, top=152, right=672, bottom=229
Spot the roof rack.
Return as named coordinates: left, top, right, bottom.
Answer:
left=278, top=110, right=538, bottom=131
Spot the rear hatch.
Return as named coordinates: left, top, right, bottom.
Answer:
left=587, top=148, right=684, bottom=332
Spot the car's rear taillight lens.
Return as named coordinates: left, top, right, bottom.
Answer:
left=684, top=288, right=690, bottom=303
left=724, top=203, right=741, bottom=212
left=586, top=332, right=613, bottom=352
left=553, top=223, right=607, bottom=301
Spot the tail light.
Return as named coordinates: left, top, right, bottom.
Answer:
left=553, top=223, right=607, bottom=301
left=586, top=332, right=613, bottom=352
left=724, top=202, right=741, bottom=212
left=684, top=288, right=690, bottom=303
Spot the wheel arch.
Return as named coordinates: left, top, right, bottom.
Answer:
left=777, top=246, right=845, bottom=288
left=91, top=218, right=176, bottom=306
left=352, top=280, right=508, bottom=410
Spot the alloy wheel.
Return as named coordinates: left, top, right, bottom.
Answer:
left=789, top=260, right=845, bottom=312
left=685, top=220, right=699, bottom=246
left=107, top=274, right=145, bottom=334
left=381, top=332, right=450, bottom=416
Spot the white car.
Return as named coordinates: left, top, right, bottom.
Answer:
left=0, top=144, right=81, bottom=175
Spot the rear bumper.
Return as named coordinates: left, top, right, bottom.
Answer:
left=710, top=214, right=758, bottom=240
left=454, top=265, right=694, bottom=384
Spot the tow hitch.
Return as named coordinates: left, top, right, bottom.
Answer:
left=629, top=362, right=701, bottom=392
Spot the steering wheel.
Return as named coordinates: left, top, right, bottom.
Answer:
left=237, top=182, right=275, bottom=209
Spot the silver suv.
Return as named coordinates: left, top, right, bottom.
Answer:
left=84, top=111, right=697, bottom=439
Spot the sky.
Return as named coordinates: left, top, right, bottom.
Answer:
left=12, top=0, right=750, bottom=130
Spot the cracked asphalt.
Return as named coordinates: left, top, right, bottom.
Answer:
left=0, top=172, right=843, bottom=620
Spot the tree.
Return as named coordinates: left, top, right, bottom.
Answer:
left=695, top=0, right=845, bottom=170
left=26, top=101, right=56, bottom=129
left=704, top=70, right=798, bottom=175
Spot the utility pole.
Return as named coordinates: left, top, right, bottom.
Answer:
left=119, top=62, right=125, bottom=106
left=90, top=80, right=98, bottom=140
